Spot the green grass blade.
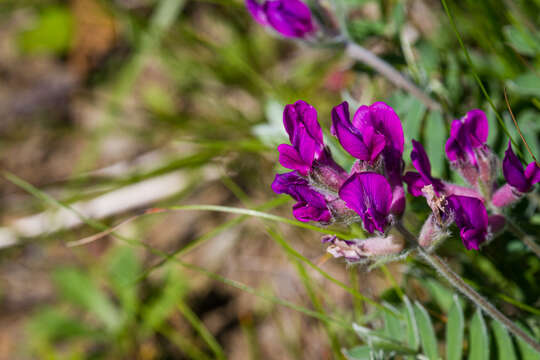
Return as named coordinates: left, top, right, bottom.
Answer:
left=468, top=309, right=490, bottom=360
left=166, top=204, right=353, bottom=239
left=491, top=320, right=517, bottom=360
left=177, top=300, right=226, bottom=360
left=414, top=301, right=439, bottom=360
left=446, top=294, right=464, bottom=360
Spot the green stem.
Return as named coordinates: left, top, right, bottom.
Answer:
left=395, top=222, right=540, bottom=352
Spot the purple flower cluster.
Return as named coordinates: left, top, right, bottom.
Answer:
left=272, top=100, right=540, bottom=256
left=246, top=0, right=315, bottom=39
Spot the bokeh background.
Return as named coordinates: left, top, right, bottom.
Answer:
left=0, top=0, right=539, bottom=359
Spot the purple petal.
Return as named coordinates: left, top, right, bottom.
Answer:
left=271, top=171, right=331, bottom=222
left=271, top=171, right=307, bottom=197
left=331, top=102, right=385, bottom=161
left=502, top=142, right=529, bottom=192
left=339, top=172, right=392, bottom=233
left=245, top=0, right=267, bottom=25
left=464, top=109, right=489, bottom=146
left=447, top=195, right=488, bottom=250
left=411, top=140, right=432, bottom=180
left=444, top=110, right=489, bottom=166
left=445, top=120, right=463, bottom=163
left=525, top=161, right=540, bottom=186
left=292, top=188, right=331, bottom=222
left=353, top=102, right=404, bottom=155
left=278, top=144, right=310, bottom=175
left=264, top=0, right=314, bottom=38
left=403, top=171, right=428, bottom=197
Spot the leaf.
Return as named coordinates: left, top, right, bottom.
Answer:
left=18, top=6, right=73, bottom=55
left=403, top=296, right=420, bottom=351
left=27, top=307, right=95, bottom=342
left=383, top=303, right=403, bottom=341
left=491, top=321, right=517, bottom=360
left=468, top=309, right=490, bottom=360
left=515, top=324, right=540, bottom=360
left=53, top=268, right=121, bottom=331
left=107, top=246, right=140, bottom=320
left=413, top=302, right=439, bottom=360
left=352, top=323, right=417, bottom=354
left=503, top=26, right=540, bottom=56
left=424, top=111, right=446, bottom=177
left=446, top=295, right=464, bottom=360
left=342, top=345, right=372, bottom=360
left=509, top=72, right=540, bottom=98
left=142, top=267, right=188, bottom=331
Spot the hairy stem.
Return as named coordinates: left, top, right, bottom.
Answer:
left=505, top=217, right=540, bottom=258
left=345, top=42, right=441, bottom=111
left=394, top=222, right=540, bottom=351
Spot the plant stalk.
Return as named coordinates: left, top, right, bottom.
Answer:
left=345, top=42, right=441, bottom=111
left=394, top=222, right=540, bottom=351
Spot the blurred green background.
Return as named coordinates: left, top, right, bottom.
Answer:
left=0, top=0, right=538, bottom=358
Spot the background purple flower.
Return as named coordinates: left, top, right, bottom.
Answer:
left=403, top=140, right=444, bottom=196
left=245, top=0, right=315, bottom=38
left=445, top=109, right=488, bottom=166
left=278, top=100, right=324, bottom=176
left=339, top=172, right=392, bottom=233
left=502, top=141, right=540, bottom=193
left=271, top=171, right=331, bottom=222
left=447, top=195, right=488, bottom=250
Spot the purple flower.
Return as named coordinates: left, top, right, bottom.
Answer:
left=246, top=0, right=315, bottom=38
left=271, top=171, right=331, bottom=222
left=403, top=140, right=445, bottom=196
left=502, top=141, right=540, bottom=193
left=331, top=101, right=404, bottom=163
left=446, top=195, right=488, bottom=250
left=445, top=109, right=489, bottom=166
left=278, top=100, right=324, bottom=176
left=339, top=172, right=393, bottom=233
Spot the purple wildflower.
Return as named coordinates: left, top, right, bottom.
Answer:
left=501, top=142, right=540, bottom=193
left=271, top=171, right=331, bottom=222
left=331, top=101, right=404, bottom=163
left=446, top=195, right=488, bottom=250
left=278, top=100, right=347, bottom=189
left=492, top=142, right=540, bottom=207
left=246, top=0, right=315, bottom=38
left=339, top=172, right=393, bottom=233
left=403, top=140, right=445, bottom=196
left=445, top=109, right=489, bottom=166
left=278, top=100, right=323, bottom=176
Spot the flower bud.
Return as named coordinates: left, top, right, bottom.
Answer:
left=323, top=235, right=404, bottom=263
left=492, top=184, right=521, bottom=208
left=418, top=214, right=449, bottom=248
